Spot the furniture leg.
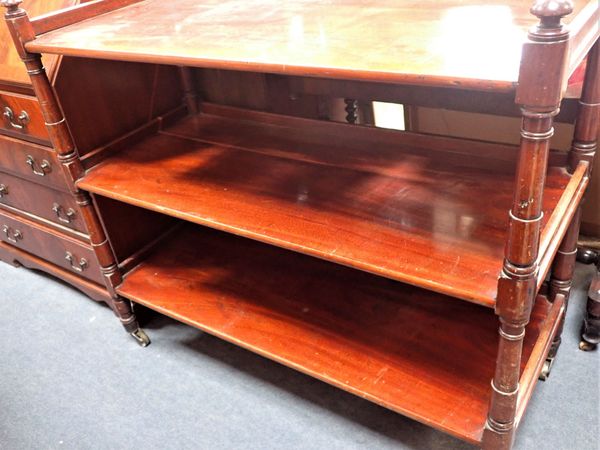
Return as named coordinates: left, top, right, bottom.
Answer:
left=568, top=38, right=600, bottom=349
left=2, top=1, right=148, bottom=346
left=483, top=2, right=573, bottom=448
left=581, top=263, right=600, bottom=350
left=541, top=208, right=581, bottom=378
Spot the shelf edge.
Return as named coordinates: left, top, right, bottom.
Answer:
left=515, top=295, right=565, bottom=428
left=537, top=162, right=589, bottom=289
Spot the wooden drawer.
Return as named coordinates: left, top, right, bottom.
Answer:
left=0, top=134, right=69, bottom=191
left=0, top=209, right=103, bottom=284
left=0, top=91, right=49, bottom=144
left=0, top=171, right=87, bottom=233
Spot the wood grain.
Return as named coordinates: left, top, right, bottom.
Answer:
left=0, top=169, right=88, bottom=233
left=0, top=0, right=77, bottom=88
left=0, top=133, right=68, bottom=191
left=80, top=106, right=570, bottom=306
left=118, top=222, right=554, bottom=444
left=25, top=0, right=594, bottom=91
left=0, top=90, right=49, bottom=144
left=0, top=238, right=111, bottom=303
left=0, top=208, right=103, bottom=283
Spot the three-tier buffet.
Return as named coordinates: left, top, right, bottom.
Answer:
left=1, top=0, right=598, bottom=449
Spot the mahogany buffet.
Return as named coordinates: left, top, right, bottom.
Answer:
left=1, top=0, right=598, bottom=449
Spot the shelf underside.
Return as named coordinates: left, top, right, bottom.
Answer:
left=80, top=106, right=571, bottom=306
left=26, top=0, right=595, bottom=90
left=118, top=223, right=555, bottom=444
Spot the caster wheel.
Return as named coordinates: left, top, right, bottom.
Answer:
left=130, top=328, right=151, bottom=347
left=579, top=340, right=597, bottom=351
left=538, top=357, right=554, bottom=381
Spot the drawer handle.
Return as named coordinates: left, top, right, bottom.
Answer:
left=52, top=203, right=76, bottom=224
left=3, top=106, right=29, bottom=130
left=0, top=184, right=8, bottom=198
left=2, top=225, right=22, bottom=244
left=65, top=251, right=88, bottom=273
left=26, top=155, right=52, bottom=177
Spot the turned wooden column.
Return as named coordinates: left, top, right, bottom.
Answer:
left=574, top=40, right=600, bottom=350
left=1, top=0, right=146, bottom=343
left=483, top=1, right=572, bottom=449
left=178, top=66, right=199, bottom=114
left=344, top=98, right=358, bottom=124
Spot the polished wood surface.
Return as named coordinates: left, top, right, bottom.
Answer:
left=0, top=90, right=49, bottom=144
left=80, top=105, right=570, bottom=306
left=0, top=238, right=111, bottom=303
left=0, top=133, right=68, bottom=191
left=0, top=170, right=87, bottom=233
left=26, top=0, right=594, bottom=91
left=0, top=0, right=76, bottom=88
left=54, top=58, right=182, bottom=156
left=118, top=222, right=555, bottom=444
left=0, top=208, right=103, bottom=283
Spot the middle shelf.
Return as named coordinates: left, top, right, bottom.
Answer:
left=79, top=104, right=575, bottom=306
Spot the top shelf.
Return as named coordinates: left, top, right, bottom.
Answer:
left=25, top=0, right=598, bottom=91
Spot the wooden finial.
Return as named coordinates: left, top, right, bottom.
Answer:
left=530, top=0, right=573, bottom=39
left=1, top=0, right=24, bottom=18
left=0, top=0, right=22, bottom=10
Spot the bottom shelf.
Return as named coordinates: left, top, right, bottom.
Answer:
left=117, top=223, right=557, bottom=444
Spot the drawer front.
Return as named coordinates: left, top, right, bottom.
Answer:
left=0, top=91, right=49, bottom=144
left=0, top=171, right=87, bottom=233
left=0, top=134, right=69, bottom=191
left=0, top=210, right=103, bottom=284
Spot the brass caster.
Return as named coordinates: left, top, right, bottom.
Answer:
left=579, top=340, right=597, bottom=352
left=538, top=357, right=554, bottom=381
left=130, top=328, right=151, bottom=347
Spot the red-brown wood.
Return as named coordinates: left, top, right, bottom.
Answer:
left=0, top=0, right=78, bottom=89
left=0, top=133, right=69, bottom=191
left=117, top=222, right=556, bottom=445
left=24, top=0, right=597, bottom=92
left=79, top=106, right=571, bottom=307
left=0, top=169, right=88, bottom=233
left=0, top=238, right=111, bottom=302
left=485, top=4, right=575, bottom=448
left=0, top=89, right=50, bottom=144
left=0, top=207, right=102, bottom=283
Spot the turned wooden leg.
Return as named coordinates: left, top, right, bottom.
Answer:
left=344, top=98, right=358, bottom=124
left=482, top=3, right=575, bottom=446
left=111, top=296, right=150, bottom=347
left=2, top=2, right=149, bottom=347
left=581, top=263, right=600, bottom=351
left=539, top=208, right=582, bottom=379
left=568, top=38, right=600, bottom=349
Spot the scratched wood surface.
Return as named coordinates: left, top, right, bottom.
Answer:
left=26, top=0, right=594, bottom=90
left=79, top=106, right=571, bottom=306
left=118, top=222, right=554, bottom=444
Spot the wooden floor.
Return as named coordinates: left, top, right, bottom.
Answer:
left=117, top=223, right=555, bottom=444
left=80, top=106, right=570, bottom=306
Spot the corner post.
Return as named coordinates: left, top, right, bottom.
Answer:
left=483, top=1, right=573, bottom=448
left=572, top=39, right=600, bottom=350
left=1, top=0, right=149, bottom=346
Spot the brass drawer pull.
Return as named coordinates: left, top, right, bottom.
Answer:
left=2, top=225, right=22, bottom=244
left=52, top=203, right=76, bottom=224
left=3, top=106, right=29, bottom=130
left=0, top=184, right=8, bottom=198
left=65, top=251, right=88, bottom=273
left=26, top=155, right=51, bottom=177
